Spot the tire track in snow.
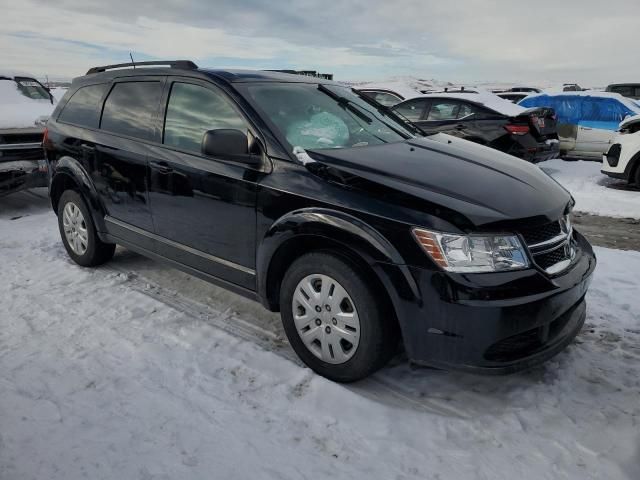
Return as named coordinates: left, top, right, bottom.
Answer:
left=102, top=263, right=472, bottom=419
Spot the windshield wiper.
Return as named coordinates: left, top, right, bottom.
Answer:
left=317, top=84, right=374, bottom=124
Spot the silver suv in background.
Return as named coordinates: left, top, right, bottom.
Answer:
left=0, top=72, right=55, bottom=197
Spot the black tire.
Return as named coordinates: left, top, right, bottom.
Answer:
left=634, top=164, right=640, bottom=186
left=57, top=190, right=115, bottom=267
left=279, top=252, right=398, bottom=382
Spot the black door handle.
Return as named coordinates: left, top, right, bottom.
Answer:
left=455, top=124, right=466, bottom=130
left=149, top=161, right=173, bottom=174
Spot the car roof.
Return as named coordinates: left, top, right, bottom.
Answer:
left=408, top=91, right=527, bottom=117
left=74, top=65, right=338, bottom=87
left=0, top=70, right=39, bottom=80
left=522, top=90, right=640, bottom=107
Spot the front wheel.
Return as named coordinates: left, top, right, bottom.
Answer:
left=58, top=190, right=115, bottom=267
left=279, top=252, right=397, bottom=382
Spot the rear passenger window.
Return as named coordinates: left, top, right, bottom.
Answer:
left=100, top=82, right=161, bottom=141
left=427, top=101, right=460, bottom=121
left=58, top=84, right=107, bottom=128
left=163, top=82, right=247, bottom=153
left=393, top=100, right=427, bottom=121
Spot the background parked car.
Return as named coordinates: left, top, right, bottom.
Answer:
left=392, top=90, right=559, bottom=162
left=0, top=71, right=55, bottom=197
left=356, top=88, right=404, bottom=107
left=605, top=83, right=640, bottom=100
left=602, top=114, right=640, bottom=184
left=520, top=91, right=640, bottom=159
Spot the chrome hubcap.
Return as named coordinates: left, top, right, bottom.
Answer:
left=292, top=274, right=360, bottom=364
left=62, top=202, right=88, bottom=255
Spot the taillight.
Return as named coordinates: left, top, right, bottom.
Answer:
left=42, top=127, right=53, bottom=150
left=504, top=124, right=530, bottom=135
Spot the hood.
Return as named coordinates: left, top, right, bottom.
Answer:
left=619, top=114, right=640, bottom=130
left=306, top=134, right=571, bottom=229
left=0, top=80, right=55, bottom=129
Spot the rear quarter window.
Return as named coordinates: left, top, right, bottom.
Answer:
left=100, top=81, right=162, bottom=141
left=57, top=84, right=108, bottom=128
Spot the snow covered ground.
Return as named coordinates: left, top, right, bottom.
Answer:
left=540, top=159, right=640, bottom=219
left=1, top=191, right=639, bottom=480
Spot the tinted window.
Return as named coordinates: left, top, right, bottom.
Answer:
left=163, top=83, right=248, bottom=153
left=58, top=84, right=107, bottom=128
left=427, top=101, right=461, bottom=121
left=457, top=103, right=475, bottom=118
left=101, top=82, right=161, bottom=141
left=394, top=99, right=428, bottom=121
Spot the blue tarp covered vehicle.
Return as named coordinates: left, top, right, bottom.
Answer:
left=520, top=92, right=640, bottom=159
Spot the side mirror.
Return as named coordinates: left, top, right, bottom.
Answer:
left=201, top=129, right=261, bottom=166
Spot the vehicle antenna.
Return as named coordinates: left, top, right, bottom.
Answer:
left=129, top=52, right=136, bottom=69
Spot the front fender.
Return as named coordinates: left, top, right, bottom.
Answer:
left=257, top=207, right=421, bottom=314
left=50, top=156, right=106, bottom=232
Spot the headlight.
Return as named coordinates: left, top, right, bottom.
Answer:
left=412, top=228, right=529, bottom=273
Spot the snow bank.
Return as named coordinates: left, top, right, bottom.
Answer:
left=540, top=159, right=640, bottom=219
left=0, top=79, right=55, bottom=129
left=0, top=193, right=639, bottom=479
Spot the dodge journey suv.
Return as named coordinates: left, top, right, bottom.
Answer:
left=45, top=61, right=596, bottom=382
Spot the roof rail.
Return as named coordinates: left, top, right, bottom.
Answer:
left=86, top=60, right=198, bottom=75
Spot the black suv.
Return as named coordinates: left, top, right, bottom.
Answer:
left=45, top=61, right=596, bottom=382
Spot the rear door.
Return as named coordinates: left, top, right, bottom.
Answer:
left=147, top=78, right=260, bottom=289
left=95, top=78, right=164, bottom=234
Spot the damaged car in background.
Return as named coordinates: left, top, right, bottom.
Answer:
left=519, top=91, right=640, bottom=160
left=0, top=72, right=55, bottom=197
left=392, top=89, right=560, bottom=163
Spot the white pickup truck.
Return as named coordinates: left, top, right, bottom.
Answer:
left=0, top=72, right=56, bottom=197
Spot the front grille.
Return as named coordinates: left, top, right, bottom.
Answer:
left=0, top=133, right=43, bottom=145
left=484, top=308, right=574, bottom=362
left=518, top=219, right=573, bottom=274
left=519, top=222, right=561, bottom=246
left=535, top=247, right=570, bottom=270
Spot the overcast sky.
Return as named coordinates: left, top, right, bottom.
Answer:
left=1, top=0, right=639, bottom=85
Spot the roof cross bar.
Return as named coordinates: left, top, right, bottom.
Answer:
left=86, top=60, right=198, bottom=75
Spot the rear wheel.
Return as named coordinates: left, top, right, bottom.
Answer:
left=58, top=190, right=115, bottom=267
left=280, top=252, right=397, bottom=382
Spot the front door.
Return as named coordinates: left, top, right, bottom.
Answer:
left=147, top=79, right=260, bottom=289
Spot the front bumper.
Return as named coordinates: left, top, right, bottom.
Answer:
left=0, top=159, right=48, bottom=197
left=390, top=231, right=596, bottom=373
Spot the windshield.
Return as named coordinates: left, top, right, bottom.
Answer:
left=0, top=77, right=51, bottom=101
left=244, top=83, right=416, bottom=152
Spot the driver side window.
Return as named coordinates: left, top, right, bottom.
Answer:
left=163, top=82, right=248, bottom=154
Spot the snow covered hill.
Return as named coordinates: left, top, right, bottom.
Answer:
left=1, top=191, right=638, bottom=480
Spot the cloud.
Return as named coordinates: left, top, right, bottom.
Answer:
left=2, top=0, right=640, bottom=85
